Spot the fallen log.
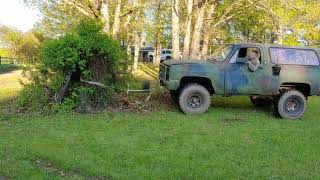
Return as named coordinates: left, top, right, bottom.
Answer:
left=80, top=79, right=107, bottom=88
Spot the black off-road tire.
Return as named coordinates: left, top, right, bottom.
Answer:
left=273, top=96, right=280, bottom=116
left=170, top=90, right=179, bottom=104
left=250, top=96, right=273, bottom=107
left=275, top=90, right=307, bottom=120
left=178, top=84, right=211, bottom=114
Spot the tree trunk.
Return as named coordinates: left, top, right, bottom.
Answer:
left=133, top=31, right=140, bottom=72
left=123, top=0, right=138, bottom=28
left=276, top=26, right=284, bottom=44
left=112, top=0, right=121, bottom=38
left=201, top=2, right=217, bottom=59
left=171, top=0, right=180, bottom=60
left=55, top=73, right=72, bottom=104
left=153, top=0, right=162, bottom=64
left=101, top=0, right=110, bottom=34
left=190, top=0, right=206, bottom=60
left=126, top=37, right=132, bottom=60
left=154, top=35, right=162, bottom=64
left=182, top=0, right=193, bottom=60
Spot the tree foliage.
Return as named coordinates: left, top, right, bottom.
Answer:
left=41, top=20, right=127, bottom=82
left=0, top=25, right=44, bottom=62
left=23, top=0, right=320, bottom=62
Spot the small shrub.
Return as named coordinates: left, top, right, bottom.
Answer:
left=19, top=19, right=131, bottom=113
left=17, top=84, right=51, bottom=113
left=52, top=98, right=76, bottom=114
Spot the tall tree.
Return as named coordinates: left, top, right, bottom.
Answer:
left=101, top=0, right=110, bottom=33
left=153, top=0, right=164, bottom=64
left=112, top=0, right=122, bottom=38
left=190, top=0, right=206, bottom=60
left=133, top=31, right=140, bottom=71
left=171, top=0, right=180, bottom=60
left=200, top=1, right=217, bottom=59
left=182, top=0, right=193, bottom=60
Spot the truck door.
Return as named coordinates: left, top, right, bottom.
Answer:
left=225, top=46, right=270, bottom=95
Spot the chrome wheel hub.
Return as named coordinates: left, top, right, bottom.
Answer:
left=188, top=94, right=202, bottom=108
left=286, top=99, right=299, bottom=112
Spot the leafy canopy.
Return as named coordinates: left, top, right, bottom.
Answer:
left=40, top=19, right=128, bottom=82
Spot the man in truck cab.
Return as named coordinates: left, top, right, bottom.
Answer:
left=247, top=49, right=260, bottom=72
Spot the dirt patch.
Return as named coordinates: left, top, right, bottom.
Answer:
left=107, top=90, right=177, bottom=114
left=149, top=90, right=177, bottom=111
left=33, top=158, right=111, bottom=179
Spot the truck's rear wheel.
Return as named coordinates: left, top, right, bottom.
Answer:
left=178, top=84, right=211, bottom=114
left=276, top=90, right=306, bottom=120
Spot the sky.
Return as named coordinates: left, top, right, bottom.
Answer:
left=0, top=0, right=40, bottom=32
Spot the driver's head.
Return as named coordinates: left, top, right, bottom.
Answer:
left=248, top=49, right=259, bottom=61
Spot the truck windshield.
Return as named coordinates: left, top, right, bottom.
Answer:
left=207, top=45, right=234, bottom=62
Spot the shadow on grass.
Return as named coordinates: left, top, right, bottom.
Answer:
left=139, top=64, right=158, bottom=79
left=0, top=64, right=21, bottom=74
left=213, top=96, right=273, bottom=111
left=211, top=96, right=278, bottom=121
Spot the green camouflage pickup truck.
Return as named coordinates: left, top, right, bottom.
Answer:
left=159, top=43, right=320, bottom=119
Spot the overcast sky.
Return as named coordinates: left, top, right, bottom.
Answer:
left=0, top=0, right=40, bottom=32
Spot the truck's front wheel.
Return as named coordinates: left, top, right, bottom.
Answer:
left=179, top=84, right=211, bottom=114
left=276, top=90, right=307, bottom=120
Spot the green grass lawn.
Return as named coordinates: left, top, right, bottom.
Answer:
left=0, top=65, right=320, bottom=179
left=1, top=97, right=320, bottom=179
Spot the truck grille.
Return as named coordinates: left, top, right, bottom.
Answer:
left=159, top=64, right=166, bottom=80
left=159, top=64, right=169, bottom=82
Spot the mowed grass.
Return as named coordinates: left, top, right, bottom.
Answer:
left=0, top=65, right=320, bottom=179
left=0, top=64, right=22, bottom=103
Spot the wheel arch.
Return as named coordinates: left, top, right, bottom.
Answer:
left=280, top=83, right=311, bottom=97
left=179, top=76, right=215, bottom=95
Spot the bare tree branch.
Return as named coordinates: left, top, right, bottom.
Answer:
left=64, top=0, right=96, bottom=18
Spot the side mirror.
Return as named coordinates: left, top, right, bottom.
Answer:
left=236, top=58, right=247, bottom=64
